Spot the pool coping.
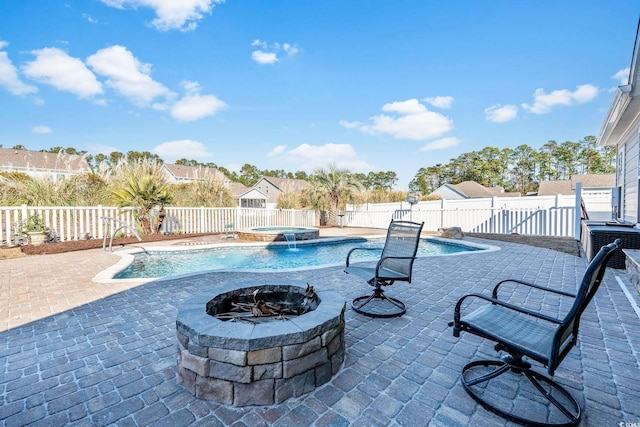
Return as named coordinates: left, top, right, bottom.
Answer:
left=92, top=236, right=499, bottom=284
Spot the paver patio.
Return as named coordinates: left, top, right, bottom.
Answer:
left=1, top=232, right=639, bottom=426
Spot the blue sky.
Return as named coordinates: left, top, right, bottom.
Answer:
left=0, top=1, right=637, bottom=189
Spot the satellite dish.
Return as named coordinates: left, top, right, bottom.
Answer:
left=406, top=195, right=418, bottom=205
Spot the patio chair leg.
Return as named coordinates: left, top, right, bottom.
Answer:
left=461, top=359, right=581, bottom=427
left=351, top=285, right=406, bottom=318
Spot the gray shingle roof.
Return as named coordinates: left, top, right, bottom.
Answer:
left=0, top=148, right=92, bottom=174
left=163, top=164, right=226, bottom=182
left=259, top=176, right=311, bottom=192
left=538, top=174, right=615, bottom=196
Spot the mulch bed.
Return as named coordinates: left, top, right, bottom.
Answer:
left=18, top=233, right=218, bottom=256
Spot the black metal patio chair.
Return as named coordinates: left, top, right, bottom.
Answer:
left=344, top=219, right=424, bottom=318
left=449, top=238, right=621, bottom=427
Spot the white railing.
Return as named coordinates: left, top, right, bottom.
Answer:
left=0, top=205, right=317, bottom=247
left=344, top=188, right=601, bottom=238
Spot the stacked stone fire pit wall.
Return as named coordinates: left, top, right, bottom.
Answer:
left=176, top=281, right=346, bottom=406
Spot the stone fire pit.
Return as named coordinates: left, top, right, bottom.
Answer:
left=176, top=280, right=346, bottom=406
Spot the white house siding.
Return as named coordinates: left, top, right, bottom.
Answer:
left=622, top=125, right=640, bottom=222
left=622, top=131, right=640, bottom=222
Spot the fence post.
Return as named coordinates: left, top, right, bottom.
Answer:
left=491, top=197, right=498, bottom=233
left=574, top=182, right=582, bottom=240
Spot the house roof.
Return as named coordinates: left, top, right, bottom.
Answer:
left=228, top=182, right=248, bottom=197
left=537, top=174, right=616, bottom=196
left=0, top=148, right=92, bottom=174
left=258, top=176, right=310, bottom=192
left=431, top=181, right=521, bottom=198
left=163, top=164, right=226, bottom=182
left=453, top=181, right=495, bottom=197
left=454, top=181, right=521, bottom=197
left=599, top=19, right=640, bottom=146
left=238, top=188, right=268, bottom=199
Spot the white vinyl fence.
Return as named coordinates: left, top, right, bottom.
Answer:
left=0, top=205, right=316, bottom=247
left=344, top=188, right=611, bottom=238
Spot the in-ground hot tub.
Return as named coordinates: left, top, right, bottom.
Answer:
left=176, top=280, right=345, bottom=406
left=237, top=226, right=320, bottom=242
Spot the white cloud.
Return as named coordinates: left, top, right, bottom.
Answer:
left=268, top=143, right=373, bottom=172
left=83, top=13, right=98, bottom=23
left=22, top=47, right=103, bottom=98
left=521, top=84, right=599, bottom=114
left=100, top=0, right=222, bottom=31
left=32, top=125, right=52, bottom=134
left=355, top=98, right=453, bottom=140
left=424, top=96, right=453, bottom=109
left=152, top=139, right=214, bottom=161
left=268, top=145, right=287, bottom=157
left=419, top=137, right=461, bottom=152
left=252, top=50, right=278, bottom=64
left=170, top=80, right=226, bottom=121
left=250, top=40, right=298, bottom=64
left=0, top=50, right=38, bottom=96
left=485, top=104, right=518, bottom=123
left=87, top=45, right=171, bottom=107
left=171, top=94, right=225, bottom=120
left=338, top=120, right=364, bottom=129
left=613, top=67, right=630, bottom=85
left=282, top=43, right=298, bottom=56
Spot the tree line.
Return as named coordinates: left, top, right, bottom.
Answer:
left=3, top=135, right=615, bottom=197
left=3, top=144, right=400, bottom=191
left=409, top=136, right=615, bottom=195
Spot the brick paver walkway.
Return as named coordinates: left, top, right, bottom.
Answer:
left=1, top=235, right=639, bottom=426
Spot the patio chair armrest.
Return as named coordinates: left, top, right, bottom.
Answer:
left=345, top=247, right=382, bottom=267
left=452, top=293, right=562, bottom=337
left=492, top=278, right=576, bottom=299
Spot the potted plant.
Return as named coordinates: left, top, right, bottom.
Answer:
left=22, top=214, right=49, bottom=246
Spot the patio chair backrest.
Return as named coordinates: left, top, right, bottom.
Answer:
left=379, top=220, right=424, bottom=280
left=552, top=238, right=621, bottom=371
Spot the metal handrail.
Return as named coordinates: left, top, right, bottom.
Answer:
left=101, top=216, right=142, bottom=252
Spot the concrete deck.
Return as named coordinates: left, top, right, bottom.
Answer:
left=1, top=230, right=639, bottom=426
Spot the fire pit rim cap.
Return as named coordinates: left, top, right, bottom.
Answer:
left=176, top=280, right=345, bottom=351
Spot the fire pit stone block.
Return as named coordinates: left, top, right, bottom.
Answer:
left=176, top=280, right=346, bottom=406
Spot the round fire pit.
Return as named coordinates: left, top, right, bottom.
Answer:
left=176, top=280, right=346, bottom=406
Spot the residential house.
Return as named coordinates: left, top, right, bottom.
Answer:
left=238, top=188, right=268, bottom=208
left=537, top=174, right=616, bottom=196
left=598, top=20, right=640, bottom=222
left=0, top=147, right=92, bottom=180
left=244, top=176, right=311, bottom=208
left=162, top=163, right=228, bottom=185
left=430, top=181, right=521, bottom=200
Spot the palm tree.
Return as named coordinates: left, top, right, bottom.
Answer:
left=308, top=165, right=362, bottom=226
left=111, top=176, right=172, bottom=234
left=109, top=158, right=173, bottom=235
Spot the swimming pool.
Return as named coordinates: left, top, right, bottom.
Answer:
left=111, top=237, right=490, bottom=280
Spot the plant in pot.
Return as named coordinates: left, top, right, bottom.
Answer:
left=22, top=214, right=50, bottom=246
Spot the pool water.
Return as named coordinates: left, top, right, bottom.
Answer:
left=115, top=238, right=483, bottom=279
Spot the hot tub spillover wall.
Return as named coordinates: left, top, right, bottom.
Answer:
left=237, top=227, right=320, bottom=242
left=176, top=280, right=346, bottom=406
